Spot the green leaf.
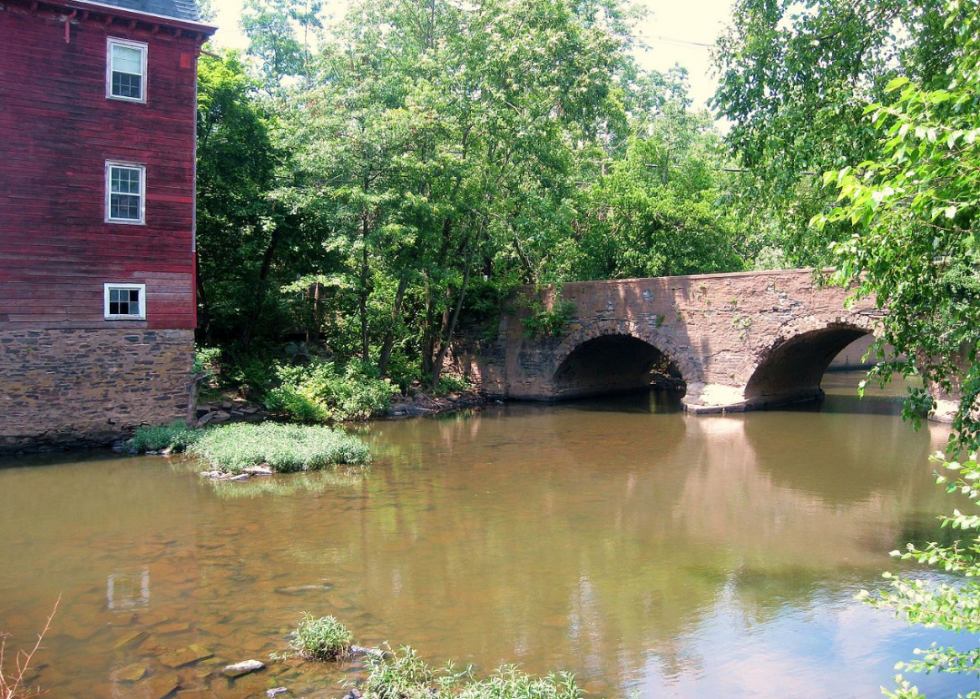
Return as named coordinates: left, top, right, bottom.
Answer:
left=885, top=77, right=910, bottom=93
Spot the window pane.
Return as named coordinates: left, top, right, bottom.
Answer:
left=112, top=44, right=143, bottom=74
left=109, top=301, right=120, bottom=315
left=110, top=167, right=140, bottom=194
left=112, top=72, right=142, bottom=99
left=110, top=193, right=140, bottom=220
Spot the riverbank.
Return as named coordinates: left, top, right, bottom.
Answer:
left=195, top=387, right=487, bottom=427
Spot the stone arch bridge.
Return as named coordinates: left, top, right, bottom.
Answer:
left=459, top=269, right=888, bottom=414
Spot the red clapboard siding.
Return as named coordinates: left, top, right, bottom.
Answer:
left=0, top=0, right=212, bottom=331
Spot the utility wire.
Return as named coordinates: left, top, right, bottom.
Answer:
left=634, top=33, right=717, bottom=48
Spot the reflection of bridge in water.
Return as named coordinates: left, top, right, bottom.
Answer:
left=461, top=268, right=953, bottom=415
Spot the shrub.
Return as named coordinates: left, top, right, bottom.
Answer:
left=365, top=647, right=582, bottom=699
left=130, top=421, right=199, bottom=453
left=519, top=291, right=576, bottom=339
left=226, top=353, right=277, bottom=399
left=265, top=360, right=399, bottom=423
left=192, top=346, right=222, bottom=378
left=290, top=614, right=353, bottom=661
left=433, top=374, right=472, bottom=396
left=188, top=422, right=370, bottom=473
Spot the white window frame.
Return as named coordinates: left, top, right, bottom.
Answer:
left=106, top=37, right=148, bottom=103
left=104, top=283, right=147, bottom=320
left=105, top=161, right=146, bottom=225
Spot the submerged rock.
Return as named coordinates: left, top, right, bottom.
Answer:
left=274, top=582, right=335, bottom=596
left=139, top=671, right=180, bottom=699
left=113, top=630, right=149, bottom=650
left=222, top=659, right=265, bottom=678
left=112, top=663, right=147, bottom=683
left=159, top=644, right=213, bottom=668
left=350, top=645, right=384, bottom=659
left=266, top=687, right=289, bottom=697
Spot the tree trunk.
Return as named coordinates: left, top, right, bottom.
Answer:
left=308, top=281, right=321, bottom=345
left=378, top=276, right=409, bottom=377
left=431, top=254, right=472, bottom=388
left=195, top=251, right=211, bottom=344
left=359, top=218, right=370, bottom=364
left=240, top=225, right=280, bottom=353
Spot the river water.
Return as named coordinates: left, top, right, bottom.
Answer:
left=0, top=371, right=976, bottom=699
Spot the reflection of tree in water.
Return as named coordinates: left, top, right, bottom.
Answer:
left=740, top=411, right=938, bottom=506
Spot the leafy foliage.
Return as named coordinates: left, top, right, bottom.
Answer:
left=289, top=614, right=353, bottom=661
left=189, top=422, right=370, bottom=473
left=814, top=1, right=980, bottom=443
left=713, top=0, right=959, bottom=267
left=520, top=294, right=577, bottom=339
left=265, top=360, right=399, bottom=422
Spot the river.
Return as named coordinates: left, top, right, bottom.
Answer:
left=0, top=371, right=976, bottom=698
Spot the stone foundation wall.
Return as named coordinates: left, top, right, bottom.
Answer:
left=0, top=328, right=195, bottom=453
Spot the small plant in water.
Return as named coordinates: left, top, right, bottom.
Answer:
left=364, top=646, right=583, bottom=699
left=290, top=614, right=353, bottom=661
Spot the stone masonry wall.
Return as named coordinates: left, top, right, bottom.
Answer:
left=0, top=328, right=195, bottom=453
left=477, top=269, right=885, bottom=411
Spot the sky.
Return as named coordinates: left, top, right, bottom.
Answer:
left=208, top=0, right=737, bottom=114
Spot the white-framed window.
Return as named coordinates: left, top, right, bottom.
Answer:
left=106, top=38, right=147, bottom=102
left=104, top=283, right=146, bottom=320
left=105, top=161, right=145, bottom=224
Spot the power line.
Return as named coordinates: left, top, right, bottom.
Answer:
left=635, top=34, right=716, bottom=49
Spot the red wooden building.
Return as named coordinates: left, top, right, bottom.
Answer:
left=0, top=0, right=215, bottom=451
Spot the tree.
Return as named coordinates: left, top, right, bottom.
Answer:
left=560, top=73, right=746, bottom=281
left=279, top=0, right=635, bottom=385
left=195, top=51, right=281, bottom=347
left=241, top=0, right=321, bottom=91
left=713, top=0, right=957, bottom=267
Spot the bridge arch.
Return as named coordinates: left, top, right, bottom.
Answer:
left=549, top=320, right=701, bottom=400
left=744, top=320, right=876, bottom=408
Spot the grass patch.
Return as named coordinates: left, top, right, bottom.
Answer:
left=290, top=614, right=353, bottom=661
left=130, top=421, right=199, bottom=453
left=365, top=647, right=583, bottom=699
left=188, top=422, right=370, bottom=473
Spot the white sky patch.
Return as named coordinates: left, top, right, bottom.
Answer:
left=209, top=0, right=736, bottom=114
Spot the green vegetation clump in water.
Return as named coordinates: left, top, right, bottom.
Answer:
left=189, top=423, right=370, bottom=473
left=365, top=646, right=582, bottom=699
left=130, top=421, right=200, bottom=453
left=290, top=614, right=354, bottom=661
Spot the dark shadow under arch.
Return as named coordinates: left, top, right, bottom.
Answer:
left=745, top=326, right=870, bottom=408
left=553, top=334, right=685, bottom=400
